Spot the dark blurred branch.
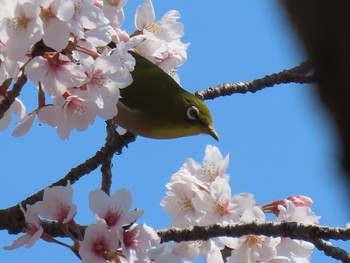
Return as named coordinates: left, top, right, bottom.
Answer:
left=280, top=0, right=350, bottom=185
left=195, top=61, right=315, bottom=100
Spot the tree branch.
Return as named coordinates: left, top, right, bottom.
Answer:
left=312, top=239, right=350, bottom=263
left=157, top=222, right=350, bottom=243
left=0, top=74, right=27, bottom=119
left=39, top=221, right=350, bottom=263
left=195, top=61, right=315, bottom=100
left=100, top=121, right=120, bottom=195
left=0, top=124, right=137, bottom=234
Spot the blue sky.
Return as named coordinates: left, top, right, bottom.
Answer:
left=0, top=0, right=348, bottom=262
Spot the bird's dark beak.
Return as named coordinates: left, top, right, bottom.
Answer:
left=208, top=125, right=219, bottom=141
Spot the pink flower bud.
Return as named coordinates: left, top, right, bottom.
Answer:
left=262, top=195, right=313, bottom=216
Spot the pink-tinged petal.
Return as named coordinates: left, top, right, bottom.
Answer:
left=0, top=110, right=12, bottom=130
left=111, top=188, right=132, bottom=211
left=121, top=210, right=144, bottom=226
left=12, top=112, right=36, bottom=137
left=84, top=24, right=112, bottom=47
left=57, top=124, right=70, bottom=139
left=79, top=223, right=119, bottom=263
left=240, top=207, right=265, bottom=223
left=62, top=204, right=78, bottom=224
left=89, top=189, right=110, bottom=217
left=36, top=182, right=76, bottom=223
left=287, top=195, right=313, bottom=207
left=53, top=0, right=75, bottom=21
left=3, top=234, right=32, bottom=250
left=135, top=0, right=155, bottom=30
left=43, top=18, right=70, bottom=51
left=37, top=105, right=59, bottom=127
left=25, top=227, right=44, bottom=248
left=89, top=188, right=142, bottom=230
left=12, top=98, right=26, bottom=118
left=4, top=204, right=43, bottom=250
left=3, top=30, right=30, bottom=60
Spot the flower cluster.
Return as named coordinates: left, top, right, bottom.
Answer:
left=0, top=0, right=188, bottom=139
left=4, top=182, right=160, bottom=263
left=160, top=145, right=320, bottom=263
left=3, top=146, right=320, bottom=263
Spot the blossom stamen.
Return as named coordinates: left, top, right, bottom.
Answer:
left=145, top=21, right=162, bottom=34
left=214, top=200, right=229, bottom=215
left=246, top=234, right=263, bottom=249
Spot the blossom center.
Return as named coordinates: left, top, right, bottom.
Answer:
left=203, top=162, right=217, bottom=181
left=91, top=69, right=108, bottom=88
left=214, top=200, right=229, bottom=215
left=123, top=228, right=139, bottom=248
left=63, top=92, right=86, bottom=116
left=178, top=195, right=194, bottom=211
left=246, top=235, right=263, bottom=249
left=105, top=209, right=121, bottom=227
left=40, top=7, right=54, bottom=19
left=145, top=21, right=162, bottom=34
left=74, top=2, right=82, bottom=13
left=94, top=242, right=115, bottom=260
left=10, top=16, right=29, bottom=31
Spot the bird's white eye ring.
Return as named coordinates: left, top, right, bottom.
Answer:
left=186, top=106, right=199, bottom=120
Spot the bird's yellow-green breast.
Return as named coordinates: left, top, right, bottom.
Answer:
left=112, top=51, right=218, bottom=140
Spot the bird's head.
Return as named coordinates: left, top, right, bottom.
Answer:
left=113, top=51, right=218, bottom=140
left=176, top=93, right=219, bottom=141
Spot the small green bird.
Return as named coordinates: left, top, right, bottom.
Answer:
left=112, top=51, right=218, bottom=141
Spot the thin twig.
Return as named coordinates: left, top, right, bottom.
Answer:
left=195, top=61, right=315, bottom=100
left=0, top=74, right=27, bottom=119
left=0, top=128, right=136, bottom=234
left=100, top=121, right=118, bottom=195
left=312, top=239, right=350, bottom=263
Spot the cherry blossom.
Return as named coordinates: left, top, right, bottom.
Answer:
left=12, top=104, right=59, bottom=137
left=67, top=0, right=105, bottom=39
left=262, top=195, right=313, bottom=215
left=89, top=188, right=143, bottom=231
left=147, top=243, right=187, bottom=263
left=79, top=223, right=119, bottom=263
left=161, top=169, right=205, bottom=227
left=2, top=0, right=43, bottom=60
left=135, top=0, right=183, bottom=42
left=226, top=236, right=288, bottom=263
left=39, top=0, right=75, bottom=51
left=173, top=240, right=224, bottom=263
left=35, top=181, right=77, bottom=224
left=221, top=207, right=289, bottom=263
left=121, top=223, right=160, bottom=262
left=3, top=204, right=43, bottom=250
left=192, top=177, right=237, bottom=226
left=275, top=200, right=319, bottom=262
left=183, top=144, right=230, bottom=183
left=102, top=0, right=127, bottom=26
left=133, top=0, right=188, bottom=81
left=24, top=52, right=86, bottom=97
left=0, top=96, right=26, bottom=131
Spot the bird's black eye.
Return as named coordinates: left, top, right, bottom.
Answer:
left=186, top=105, right=199, bottom=120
